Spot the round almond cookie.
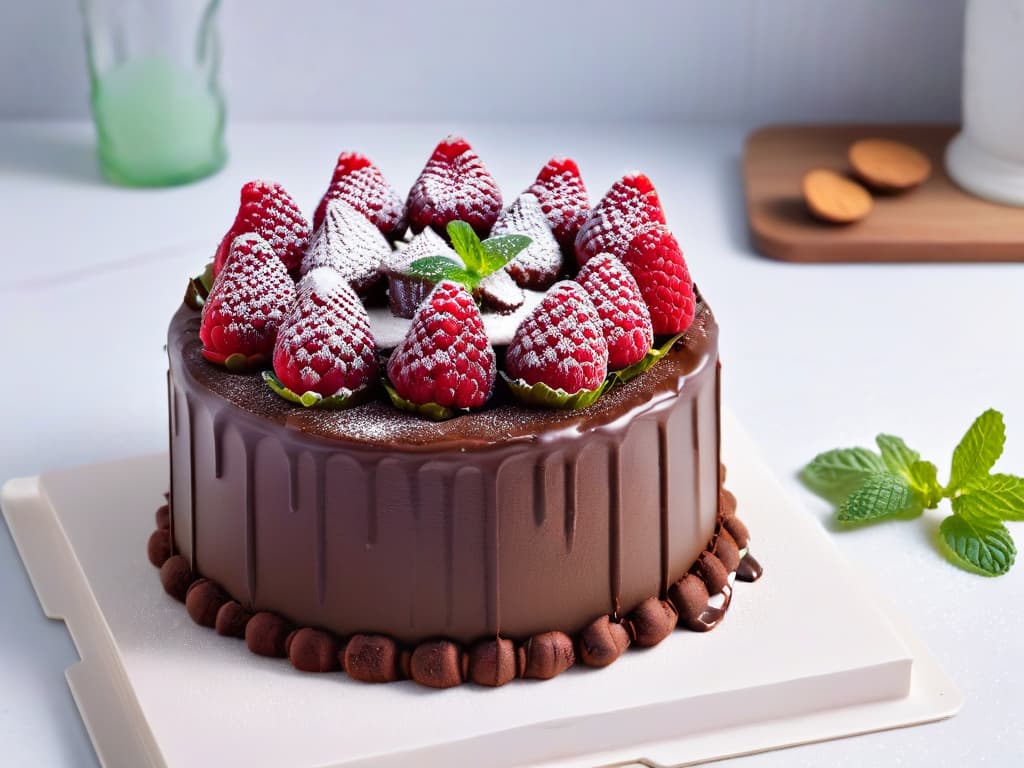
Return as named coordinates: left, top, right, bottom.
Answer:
left=848, top=138, right=932, bottom=192
left=802, top=169, right=873, bottom=224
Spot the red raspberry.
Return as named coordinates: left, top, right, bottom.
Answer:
left=213, top=180, right=311, bottom=275
left=490, top=193, right=562, bottom=290
left=200, top=234, right=296, bottom=368
left=574, top=172, right=666, bottom=267
left=387, top=280, right=496, bottom=410
left=526, top=156, right=590, bottom=253
left=301, top=198, right=389, bottom=295
left=272, top=268, right=379, bottom=398
left=621, top=224, right=696, bottom=336
left=577, top=253, right=654, bottom=370
left=505, top=281, right=608, bottom=394
left=312, top=152, right=407, bottom=239
left=406, top=136, right=502, bottom=239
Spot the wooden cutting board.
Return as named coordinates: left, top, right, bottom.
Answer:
left=744, top=124, right=1024, bottom=262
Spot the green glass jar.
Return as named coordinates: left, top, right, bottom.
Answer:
left=81, top=0, right=227, bottom=187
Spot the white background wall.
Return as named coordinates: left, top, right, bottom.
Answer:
left=1, top=0, right=965, bottom=122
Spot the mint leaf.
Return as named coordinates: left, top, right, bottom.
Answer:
left=938, top=513, right=1016, bottom=576
left=802, top=447, right=886, bottom=502
left=608, top=332, right=686, bottom=388
left=447, top=220, right=486, bottom=274
left=501, top=371, right=609, bottom=410
left=876, top=434, right=921, bottom=478
left=907, top=460, right=943, bottom=508
left=837, top=473, right=917, bottom=524
left=953, top=474, right=1024, bottom=522
left=407, top=256, right=473, bottom=286
left=480, top=234, right=532, bottom=274
left=949, top=409, right=1005, bottom=492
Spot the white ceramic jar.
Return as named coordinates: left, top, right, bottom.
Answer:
left=946, top=0, right=1024, bottom=206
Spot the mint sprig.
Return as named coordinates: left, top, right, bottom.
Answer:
left=803, top=408, right=1023, bottom=577
left=408, top=220, right=531, bottom=295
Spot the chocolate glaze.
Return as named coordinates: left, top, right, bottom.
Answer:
left=167, top=301, right=721, bottom=645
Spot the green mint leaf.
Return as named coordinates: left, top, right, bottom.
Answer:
left=480, top=234, right=532, bottom=274
left=938, top=513, right=1016, bottom=576
left=446, top=220, right=486, bottom=275
left=907, top=460, right=943, bottom=508
left=802, top=447, right=886, bottom=502
left=837, top=473, right=918, bottom=524
left=876, top=434, right=921, bottom=478
left=262, top=371, right=369, bottom=410
left=953, top=474, right=1024, bottom=522
left=949, top=408, right=1005, bottom=492
left=383, top=380, right=458, bottom=421
left=407, top=256, right=473, bottom=287
left=501, top=371, right=609, bottom=410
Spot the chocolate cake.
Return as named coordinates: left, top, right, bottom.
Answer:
left=149, top=136, right=761, bottom=688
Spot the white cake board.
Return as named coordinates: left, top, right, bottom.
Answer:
left=1, top=412, right=960, bottom=768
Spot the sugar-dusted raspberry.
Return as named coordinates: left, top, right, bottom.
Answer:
left=200, top=233, right=296, bottom=369
left=574, top=172, right=665, bottom=267
left=213, top=180, right=310, bottom=275
left=577, top=253, right=654, bottom=370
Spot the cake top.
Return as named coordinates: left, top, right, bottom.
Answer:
left=187, top=135, right=699, bottom=423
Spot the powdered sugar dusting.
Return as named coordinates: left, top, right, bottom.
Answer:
left=490, top=193, right=562, bottom=290
left=383, top=227, right=461, bottom=275
left=200, top=233, right=296, bottom=358
left=272, top=267, right=378, bottom=397
left=527, top=157, right=590, bottom=251
left=367, top=288, right=544, bottom=348
left=477, top=268, right=525, bottom=313
left=406, top=135, right=503, bottom=237
left=215, top=179, right=311, bottom=274
left=313, top=152, right=407, bottom=238
left=505, top=281, right=609, bottom=393
left=577, top=252, right=654, bottom=370
left=301, top=198, right=389, bottom=294
left=573, top=172, right=665, bottom=266
left=387, top=280, right=496, bottom=409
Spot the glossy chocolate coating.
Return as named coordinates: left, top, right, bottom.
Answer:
left=167, top=301, right=720, bottom=645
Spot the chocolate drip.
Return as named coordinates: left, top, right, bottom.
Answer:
left=657, top=421, right=670, bottom=597
left=286, top=451, right=301, bottom=513
left=564, top=456, right=577, bottom=553
left=533, top=460, right=546, bottom=527
left=365, top=462, right=378, bottom=549
left=608, top=442, right=622, bottom=619
left=736, top=552, right=763, bottom=582
left=166, top=372, right=176, bottom=556
left=185, top=394, right=198, bottom=573
left=484, top=471, right=500, bottom=634
left=691, top=395, right=702, bottom=544
left=212, top=410, right=226, bottom=479
left=313, top=454, right=327, bottom=607
left=443, top=480, right=454, bottom=629
left=243, top=432, right=257, bottom=607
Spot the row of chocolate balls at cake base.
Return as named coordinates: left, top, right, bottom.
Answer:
left=147, top=500, right=753, bottom=689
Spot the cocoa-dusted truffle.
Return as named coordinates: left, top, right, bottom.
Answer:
left=245, top=612, right=291, bottom=658
left=694, top=551, right=730, bottom=595
left=159, top=555, right=193, bottom=602
left=343, top=634, right=400, bottom=683
left=147, top=529, right=171, bottom=568
left=520, top=631, right=575, bottom=680
left=468, top=638, right=516, bottom=687
left=625, top=597, right=678, bottom=647
left=578, top=615, right=630, bottom=668
left=713, top=529, right=741, bottom=573
left=410, top=640, right=465, bottom=688
left=215, top=600, right=252, bottom=638
left=155, top=504, right=170, bottom=531
left=723, top=515, right=750, bottom=549
left=668, top=573, right=710, bottom=628
left=720, top=488, right=737, bottom=517
left=185, top=578, right=226, bottom=628
left=287, top=628, right=340, bottom=673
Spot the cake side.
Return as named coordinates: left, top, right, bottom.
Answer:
left=167, top=301, right=720, bottom=644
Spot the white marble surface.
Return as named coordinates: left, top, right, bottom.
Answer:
left=1, top=120, right=1022, bottom=767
